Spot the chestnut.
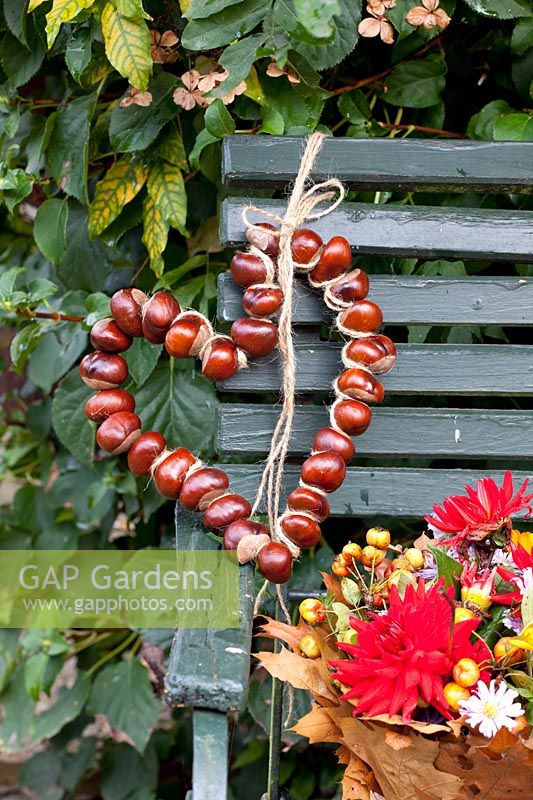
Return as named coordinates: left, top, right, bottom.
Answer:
left=153, top=448, right=197, bottom=499
left=245, top=222, right=279, bottom=256
left=287, top=487, right=330, bottom=522
left=257, top=541, right=293, bottom=583
left=90, top=318, right=132, bottom=353
left=230, top=318, right=278, bottom=358
left=223, top=519, right=269, bottom=550
left=309, top=236, right=351, bottom=285
left=230, top=252, right=269, bottom=288
left=203, top=494, right=252, bottom=533
left=343, top=335, right=396, bottom=375
left=301, top=451, right=346, bottom=493
left=165, top=312, right=211, bottom=359
left=336, top=368, right=384, bottom=404
left=312, top=427, right=354, bottom=464
left=96, top=411, right=141, bottom=454
left=324, top=269, right=369, bottom=310
left=85, top=389, right=135, bottom=423
left=127, top=431, right=166, bottom=477
left=331, top=399, right=372, bottom=436
left=291, top=228, right=323, bottom=265
left=80, top=352, right=128, bottom=390
left=338, top=300, right=383, bottom=335
left=179, top=467, right=229, bottom=511
left=242, top=286, right=284, bottom=318
left=110, top=288, right=147, bottom=337
left=281, top=514, right=321, bottom=548
left=202, top=336, right=241, bottom=381
left=142, top=291, right=181, bottom=344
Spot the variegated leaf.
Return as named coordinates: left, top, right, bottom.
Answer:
left=46, top=0, right=97, bottom=49
left=116, top=0, right=151, bottom=19
left=159, top=126, right=188, bottom=171
left=89, top=156, right=149, bottom=237
left=147, top=161, right=187, bottom=235
left=101, top=2, right=152, bottom=90
left=28, top=0, right=48, bottom=11
left=142, top=194, right=169, bottom=277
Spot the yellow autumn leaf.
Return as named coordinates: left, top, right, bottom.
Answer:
left=142, top=195, right=169, bottom=278
left=89, top=156, right=149, bottom=238
left=178, top=0, right=191, bottom=11
left=45, top=0, right=97, bottom=49
left=147, top=162, right=187, bottom=235
left=101, top=2, right=152, bottom=91
left=28, top=0, right=48, bottom=11
left=116, top=0, right=151, bottom=19
left=159, top=127, right=189, bottom=171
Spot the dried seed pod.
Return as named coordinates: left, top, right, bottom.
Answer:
left=331, top=399, right=372, bottom=436
left=179, top=467, right=229, bottom=511
left=301, top=451, right=346, bottom=493
left=127, top=431, right=166, bottom=477
left=237, top=532, right=271, bottom=565
left=324, top=269, right=369, bottom=310
left=230, top=317, right=278, bottom=358
left=281, top=514, right=321, bottom=548
left=311, top=427, right=354, bottom=463
left=309, top=236, right=351, bottom=285
left=153, top=448, right=197, bottom=500
left=203, top=494, right=252, bottom=533
left=165, top=312, right=211, bottom=358
left=80, top=352, right=128, bottom=390
left=110, top=288, right=148, bottom=337
left=85, top=389, right=135, bottom=423
left=223, top=519, right=269, bottom=551
left=291, top=229, right=323, bottom=265
left=242, top=286, right=284, bottom=318
left=96, top=411, right=141, bottom=454
left=257, top=541, right=293, bottom=583
left=245, top=222, right=279, bottom=256
left=231, top=252, right=269, bottom=288
left=338, top=300, right=383, bottom=335
left=201, top=337, right=241, bottom=381
left=336, top=368, right=385, bottom=404
left=343, top=335, right=396, bottom=375
left=142, top=291, right=181, bottom=344
left=287, top=487, right=330, bottom=522
left=90, top=318, right=132, bottom=353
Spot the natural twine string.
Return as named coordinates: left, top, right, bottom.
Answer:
left=243, top=132, right=345, bottom=619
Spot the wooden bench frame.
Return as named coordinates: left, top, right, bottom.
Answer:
left=165, top=136, right=533, bottom=800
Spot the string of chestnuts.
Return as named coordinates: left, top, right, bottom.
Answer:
left=80, top=222, right=396, bottom=584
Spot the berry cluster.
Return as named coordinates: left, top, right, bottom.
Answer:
left=79, top=222, right=396, bottom=584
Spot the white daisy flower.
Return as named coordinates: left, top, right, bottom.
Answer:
left=514, top=566, right=533, bottom=598
left=459, top=679, right=523, bottom=739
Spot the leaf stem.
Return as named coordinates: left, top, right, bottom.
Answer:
left=86, top=630, right=139, bottom=676
left=13, top=308, right=85, bottom=323
left=377, top=122, right=465, bottom=138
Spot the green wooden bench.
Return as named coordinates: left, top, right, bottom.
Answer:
left=165, top=136, right=533, bottom=800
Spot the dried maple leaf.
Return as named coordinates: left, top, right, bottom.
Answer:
left=255, top=616, right=312, bottom=653
left=321, top=570, right=345, bottom=602
left=255, top=648, right=338, bottom=703
left=291, top=704, right=342, bottom=743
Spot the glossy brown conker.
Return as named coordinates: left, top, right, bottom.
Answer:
left=338, top=300, right=383, bottom=334
left=179, top=467, right=229, bottom=511
left=127, top=431, right=166, bottom=477
left=257, top=541, right=293, bottom=583
left=96, top=411, right=141, bottom=454
left=201, top=337, right=241, bottom=381
left=85, top=389, right=135, bottom=423
left=153, top=448, right=197, bottom=500
left=291, top=229, right=323, bottom=265
left=245, top=222, right=279, bottom=256
left=230, top=318, right=278, bottom=358
left=301, top=451, right=346, bottom=493
left=142, top=291, right=181, bottom=344
left=90, top=318, right=132, bottom=353
left=110, top=288, right=148, bottom=337
left=336, top=368, right=385, bottom=404
left=324, top=269, right=369, bottom=309
left=80, top=352, right=129, bottom=390
left=203, top=494, right=252, bottom=533
left=281, top=514, right=321, bottom=548
left=242, top=286, right=284, bottom=319
left=312, top=427, right=355, bottom=463
left=309, top=235, right=351, bottom=285
left=223, top=519, right=269, bottom=551
left=165, top=312, right=211, bottom=359
left=343, top=335, right=396, bottom=375
left=230, top=252, right=269, bottom=288
left=287, top=487, right=330, bottom=522
left=331, top=399, right=372, bottom=436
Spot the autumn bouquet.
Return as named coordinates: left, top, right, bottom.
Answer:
left=258, top=472, right=533, bottom=800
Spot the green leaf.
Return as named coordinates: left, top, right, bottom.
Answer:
left=116, top=0, right=151, bottom=17
left=147, top=161, right=187, bottom=233
left=89, top=156, right=149, bottom=237
left=331, top=601, right=350, bottom=631
left=159, top=125, right=188, bottom=170
left=24, top=653, right=50, bottom=701
left=294, top=0, right=339, bottom=38
left=3, top=0, right=28, bottom=44
left=65, top=25, right=93, bottom=81
left=182, top=0, right=272, bottom=50
left=135, top=361, right=218, bottom=456
left=101, top=742, right=158, bottom=800
left=512, top=17, right=533, bottom=54
left=52, top=367, right=95, bottom=467
left=211, top=34, right=264, bottom=98
left=428, top=544, right=462, bottom=588
left=45, top=0, right=96, bottom=49
left=467, top=99, right=513, bottom=139
left=464, top=0, right=532, bottom=17
left=47, top=94, right=96, bottom=204
left=205, top=98, right=236, bottom=138
left=10, top=323, right=45, bottom=372
left=142, top=194, right=169, bottom=277
left=186, top=0, right=245, bottom=18
left=188, top=128, right=219, bottom=171
left=493, top=112, right=533, bottom=140
left=124, top=337, right=162, bottom=387
left=88, top=660, right=160, bottom=753
left=101, top=2, right=152, bottom=90
left=0, top=31, right=45, bottom=88
left=338, top=89, right=371, bottom=123
left=340, top=577, right=361, bottom=606
left=58, top=205, right=116, bottom=292
left=263, top=74, right=328, bottom=132
left=109, top=72, right=177, bottom=152
left=0, top=267, right=25, bottom=301
left=34, top=199, right=68, bottom=264
left=381, top=54, right=446, bottom=108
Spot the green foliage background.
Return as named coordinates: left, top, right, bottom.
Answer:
left=0, top=0, right=532, bottom=797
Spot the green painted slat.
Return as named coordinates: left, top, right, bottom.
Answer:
left=218, top=273, right=533, bottom=326
left=216, top=405, right=533, bottom=459
left=222, top=465, right=533, bottom=518
left=218, top=342, right=533, bottom=395
left=164, top=506, right=254, bottom=712
left=222, top=136, right=533, bottom=193
left=190, top=710, right=229, bottom=800
left=221, top=198, right=533, bottom=262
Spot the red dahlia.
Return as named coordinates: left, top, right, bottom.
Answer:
left=329, top=580, right=487, bottom=722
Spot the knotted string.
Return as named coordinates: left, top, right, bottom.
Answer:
left=243, top=132, right=345, bottom=620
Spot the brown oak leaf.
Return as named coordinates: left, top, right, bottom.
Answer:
left=255, top=648, right=338, bottom=703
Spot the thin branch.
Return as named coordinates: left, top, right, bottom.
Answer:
left=377, top=121, right=465, bottom=138
left=14, top=308, right=85, bottom=323
left=332, top=68, right=391, bottom=96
